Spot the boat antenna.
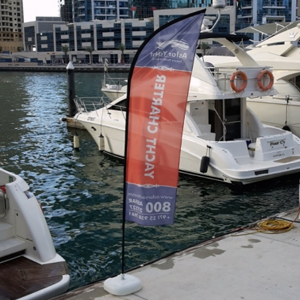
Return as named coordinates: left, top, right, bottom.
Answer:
left=201, top=0, right=226, bottom=33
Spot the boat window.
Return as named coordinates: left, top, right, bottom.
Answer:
left=108, top=99, right=127, bottom=111
left=225, top=98, right=240, bottom=122
left=294, top=75, right=300, bottom=89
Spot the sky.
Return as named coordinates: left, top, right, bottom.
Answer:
left=23, top=0, right=60, bottom=22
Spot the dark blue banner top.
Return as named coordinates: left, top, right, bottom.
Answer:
left=135, top=12, right=205, bottom=72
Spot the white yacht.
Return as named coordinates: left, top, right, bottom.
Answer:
left=101, top=69, right=127, bottom=101
left=0, top=168, right=70, bottom=299
left=205, top=23, right=300, bottom=137
left=74, top=33, right=300, bottom=185
left=101, top=79, right=127, bottom=101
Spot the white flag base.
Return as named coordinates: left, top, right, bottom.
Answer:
left=104, top=274, right=142, bottom=296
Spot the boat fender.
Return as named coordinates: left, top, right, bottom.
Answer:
left=99, top=134, right=105, bottom=152
left=282, top=125, right=291, bottom=131
left=200, top=156, right=210, bottom=173
left=230, top=71, right=247, bottom=93
left=73, top=133, right=80, bottom=149
left=257, top=70, right=274, bottom=91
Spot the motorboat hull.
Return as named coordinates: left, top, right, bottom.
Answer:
left=0, top=168, right=70, bottom=299
left=78, top=115, right=300, bottom=185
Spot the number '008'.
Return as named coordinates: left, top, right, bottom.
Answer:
left=145, top=202, right=171, bottom=213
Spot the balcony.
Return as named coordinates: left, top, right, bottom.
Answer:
left=263, top=1, right=284, bottom=7
left=241, top=1, right=252, bottom=9
left=263, top=15, right=285, bottom=22
left=237, top=14, right=252, bottom=19
left=263, top=5, right=285, bottom=9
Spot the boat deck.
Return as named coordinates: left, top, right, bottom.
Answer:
left=52, top=208, right=300, bottom=300
left=0, top=256, right=68, bottom=299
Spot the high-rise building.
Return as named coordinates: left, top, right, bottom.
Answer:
left=0, top=0, right=23, bottom=53
left=60, top=0, right=73, bottom=23
left=236, top=0, right=298, bottom=31
left=129, top=0, right=170, bottom=19
left=128, top=0, right=234, bottom=18
left=58, top=1, right=299, bottom=30
left=59, top=0, right=131, bottom=22
left=59, top=0, right=221, bottom=22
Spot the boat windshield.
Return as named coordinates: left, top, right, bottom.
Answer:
left=108, top=99, right=127, bottom=111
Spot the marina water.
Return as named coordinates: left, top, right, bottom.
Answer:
left=0, top=71, right=299, bottom=291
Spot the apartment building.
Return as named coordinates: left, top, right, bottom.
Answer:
left=58, top=0, right=235, bottom=22
left=22, top=3, right=237, bottom=63
left=60, top=0, right=130, bottom=22
left=23, top=17, right=66, bottom=52
left=0, top=0, right=23, bottom=52
left=21, top=0, right=299, bottom=63
left=236, top=0, right=298, bottom=31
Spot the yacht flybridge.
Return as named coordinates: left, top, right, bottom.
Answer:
left=74, top=33, right=300, bottom=185
left=205, top=24, right=300, bottom=137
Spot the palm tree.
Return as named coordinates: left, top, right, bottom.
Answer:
left=62, top=45, right=69, bottom=64
left=200, top=42, right=210, bottom=55
left=85, top=46, right=94, bottom=64
left=118, top=43, right=125, bottom=64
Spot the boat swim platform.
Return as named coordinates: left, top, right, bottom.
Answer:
left=52, top=207, right=300, bottom=300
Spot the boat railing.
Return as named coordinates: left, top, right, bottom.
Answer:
left=74, top=96, right=110, bottom=114
left=205, top=66, right=233, bottom=92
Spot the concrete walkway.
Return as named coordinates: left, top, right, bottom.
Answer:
left=52, top=208, right=300, bottom=300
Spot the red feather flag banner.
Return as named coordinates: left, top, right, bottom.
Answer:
left=124, top=9, right=206, bottom=226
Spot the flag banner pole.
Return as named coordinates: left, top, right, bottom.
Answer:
left=104, top=8, right=206, bottom=296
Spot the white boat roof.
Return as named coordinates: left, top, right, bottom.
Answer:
left=256, top=23, right=300, bottom=47
left=236, top=21, right=299, bottom=36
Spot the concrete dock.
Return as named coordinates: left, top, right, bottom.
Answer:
left=51, top=207, right=300, bottom=300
